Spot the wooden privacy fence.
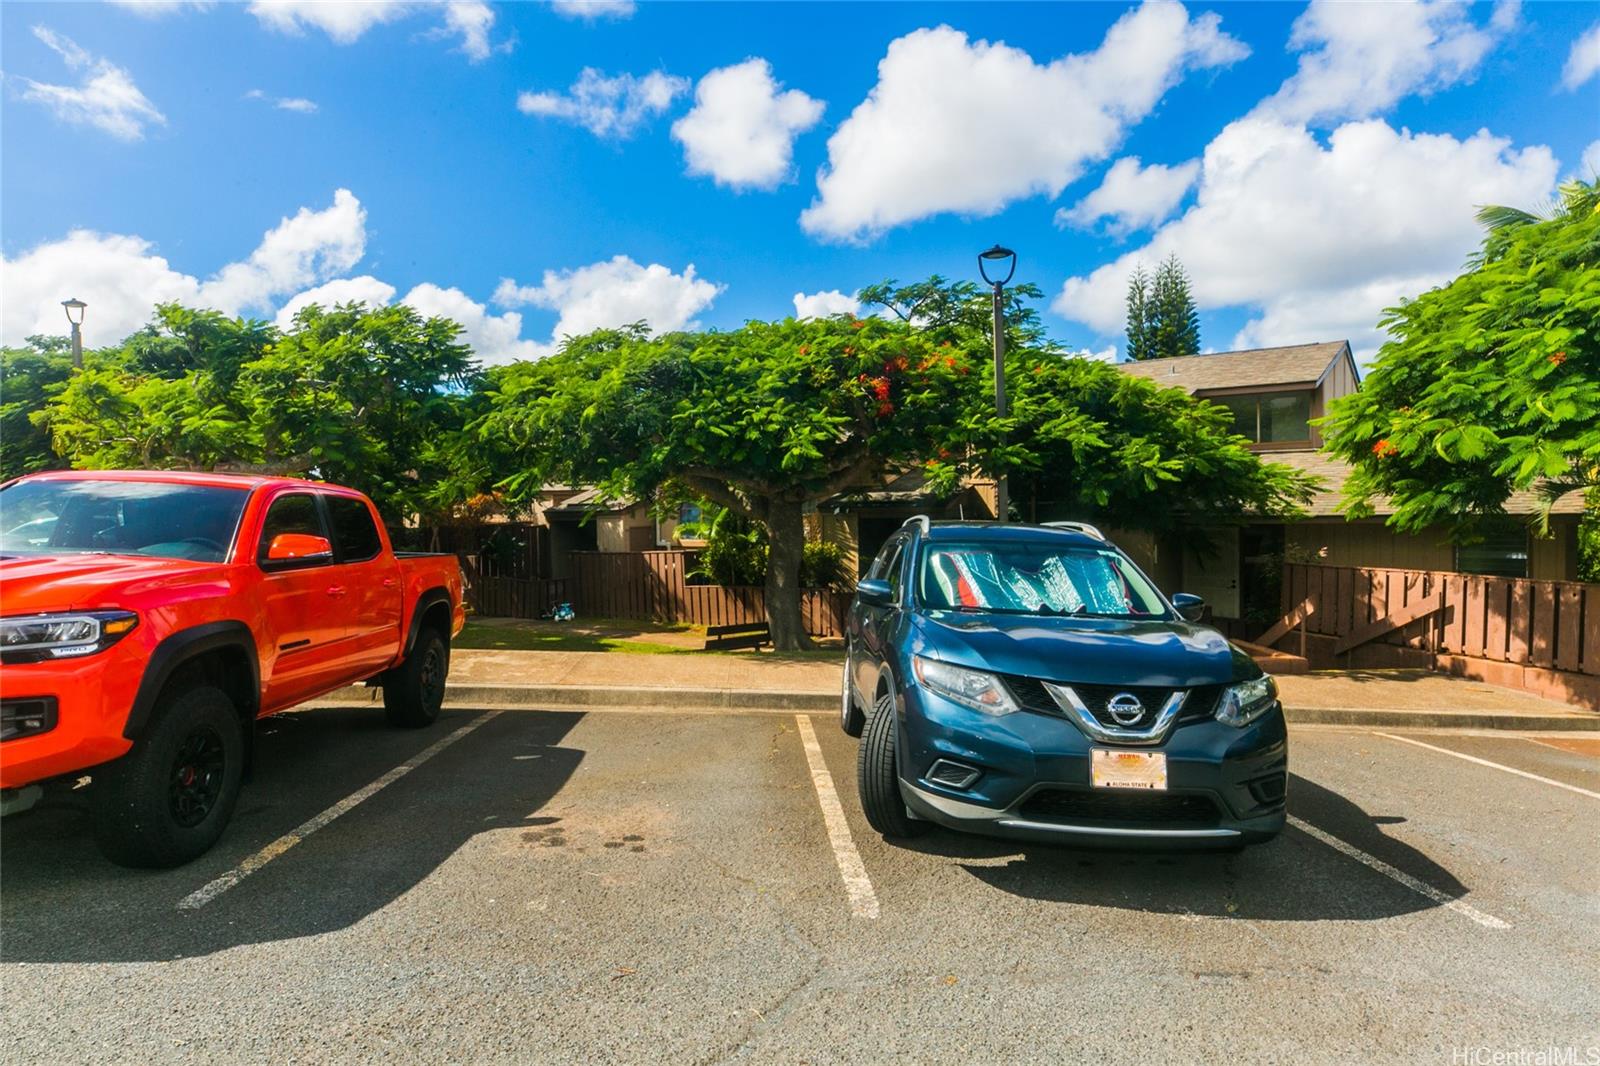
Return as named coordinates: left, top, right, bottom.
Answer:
left=1273, top=563, right=1599, bottom=707
left=567, top=550, right=851, bottom=638
left=458, top=556, right=569, bottom=619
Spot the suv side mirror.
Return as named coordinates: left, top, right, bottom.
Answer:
left=1171, top=592, right=1206, bottom=622
left=856, top=577, right=894, bottom=608
left=265, top=532, right=333, bottom=563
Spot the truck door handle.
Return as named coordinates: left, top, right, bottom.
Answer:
left=382, top=578, right=398, bottom=589
left=326, top=586, right=347, bottom=598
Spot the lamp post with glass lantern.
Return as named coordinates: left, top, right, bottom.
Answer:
left=61, top=298, right=87, bottom=369
left=977, top=245, right=1016, bottom=523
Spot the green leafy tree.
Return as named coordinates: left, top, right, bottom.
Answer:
left=1322, top=178, right=1600, bottom=536
left=1, top=336, right=74, bottom=481
left=243, top=302, right=479, bottom=520
left=1123, top=255, right=1201, bottom=360
left=1006, top=356, right=1317, bottom=527
left=1150, top=254, right=1201, bottom=359
left=41, top=301, right=479, bottom=522
left=1124, top=265, right=1151, bottom=362
left=476, top=315, right=993, bottom=649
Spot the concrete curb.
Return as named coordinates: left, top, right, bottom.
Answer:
left=320, top=684, right=1600, bottom=731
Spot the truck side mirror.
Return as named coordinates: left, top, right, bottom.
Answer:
left=265, top=532, right=333, bottom=563
left=856, top=577, right=894, bottom=608
left=1171, top=592, right=1206, bottom=622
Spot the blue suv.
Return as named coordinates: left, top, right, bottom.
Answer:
left=842, top=518, right=1286, bottom=849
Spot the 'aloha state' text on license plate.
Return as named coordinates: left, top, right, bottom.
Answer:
left=1091, top=749, right=1168, bottom=790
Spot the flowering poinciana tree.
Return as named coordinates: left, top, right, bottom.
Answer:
left=478, top=316, right=991, bottom=649
left=1322, top=178, right=1600, bottom=535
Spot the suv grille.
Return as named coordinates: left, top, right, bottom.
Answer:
left=1001, top=677, right=1223, bottom=728
left=1017, top=789, right=1220, bottom=827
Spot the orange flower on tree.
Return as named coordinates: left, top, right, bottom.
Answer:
left=1372, top=439, right=1398, bottom=458
left=1550, top=351, right=1567, bottom=365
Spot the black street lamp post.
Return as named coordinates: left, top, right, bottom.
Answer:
left=61, top=298, right=87, bottom=369
left=977, top=245, right=1016, bottom=523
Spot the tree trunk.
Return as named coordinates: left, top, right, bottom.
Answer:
left=764, top=498, right=811, bottom=651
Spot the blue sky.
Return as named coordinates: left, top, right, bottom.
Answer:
left=3, top=0, right=1597, bottom=364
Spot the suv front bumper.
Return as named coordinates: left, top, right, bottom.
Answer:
left=896, top=682, right=1288, bottom=847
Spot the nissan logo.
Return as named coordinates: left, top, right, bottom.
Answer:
left=1106, top=692, right=1145, bottom=726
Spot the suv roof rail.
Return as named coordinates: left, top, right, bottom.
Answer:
left=900, top=514, right=931, bottom=535
left=1042, top=520, right=1105, bottom=540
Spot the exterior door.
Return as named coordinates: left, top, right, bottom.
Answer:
left=323, top=492, right=404, bottom=675
left=1182, top=526, right=1242, bottom=620
left=256, top=492, right=355, bottom=709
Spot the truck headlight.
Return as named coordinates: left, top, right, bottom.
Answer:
left=1216, top=674, right=1278, bottom=728
left=0, top=611, right=139, bottom=664
left=913, top=656, right=1018, bottom=716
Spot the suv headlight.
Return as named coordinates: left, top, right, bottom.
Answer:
left=912, top=656, right=1018, bottom=716
left=1215, top=674, right=1278, bottom=728
left=0, top=611, right=139, bottom=664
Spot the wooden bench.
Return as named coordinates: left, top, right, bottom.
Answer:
left=704, top=621, right=770, bottom=651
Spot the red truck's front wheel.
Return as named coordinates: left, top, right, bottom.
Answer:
left=383, top=629, right=448, bottom=728
left=92, top=684, right=245, bottom=869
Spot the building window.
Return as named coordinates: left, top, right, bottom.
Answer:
left=1214, top=391, right=1312, bottom=444
left=1455, top=524, right=1529, bottom=578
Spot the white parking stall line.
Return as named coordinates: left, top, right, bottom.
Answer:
left=179, top=712, right=502, bottom=910
left=795, top=714, right=879, bottom=920
left=1374, top=731, right=1600, bottom=801
left=1287, top=815, right=1509, bottom=929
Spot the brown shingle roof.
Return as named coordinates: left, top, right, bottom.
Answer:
left=1117, top=341, right=1351, bottom=394
left=1263, top=450, right=1587, bottom=518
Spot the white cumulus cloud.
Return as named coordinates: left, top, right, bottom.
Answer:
left=18, top=26, right=166, bottom=141
left=1051, top=117, right=1557, bottom=360
left=2, top=189, right=368, bottom=346
left=246, top=0, right=498, bottom=60
left=517, top=68, right=688, bottom=139
left=792, top=290, right=861, bottom=319
left=550, top=0, right=635, bottom=19
left=1056, top=156, right=1200, bottom=234
left=672, top=58, right=824, bottom=191
left=494, top=256, right=722, bottom=351
left=1068, top=346, right=1119, bottom=364
left=199, top=189, right=367, bottom=313
left=1563, top=22, right=1600, bottom=90
left=1256, top=0, right=1513, bottom=125
left=400, top=283, right=543, bottom=365
left=273, top=276, right=398, bottom=328
left=800, top=2, right=1248, bottom=242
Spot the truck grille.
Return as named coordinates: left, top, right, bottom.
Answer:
left=1017, top=788, right=1220, bottom=828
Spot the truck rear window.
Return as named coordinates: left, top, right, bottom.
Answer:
left=0, top=479, right=248, bottom=563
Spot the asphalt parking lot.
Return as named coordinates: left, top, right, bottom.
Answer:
left=3, top=706, right=1597, bottom=1064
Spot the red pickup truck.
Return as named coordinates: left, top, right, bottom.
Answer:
left=0, top=470, right=464, bottom=868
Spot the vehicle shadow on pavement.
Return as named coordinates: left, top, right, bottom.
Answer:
left=903, top=774, right=1472, bottom=922
left=0, top=708, right=585, bottom=964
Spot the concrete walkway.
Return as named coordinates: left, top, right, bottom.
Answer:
left=328, top=650, right=1600, bottom=731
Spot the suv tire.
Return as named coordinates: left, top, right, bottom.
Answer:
left=92, top=683, right=244, bottom=869
left=384, top=628, right=447, bottom=728
left=857, top=685, right=926, bottom=839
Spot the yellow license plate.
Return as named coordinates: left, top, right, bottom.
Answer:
left=1091, top=749, right=1168, bottom=790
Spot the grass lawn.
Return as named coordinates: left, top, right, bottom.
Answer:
left=455, top=617, right=844, bottom=659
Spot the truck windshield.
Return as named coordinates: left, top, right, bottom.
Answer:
left=0, top=479, right=248, bottom=563
left=918, top=542, right=1169, bottom=618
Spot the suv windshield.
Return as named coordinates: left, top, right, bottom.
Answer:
left=0, top=479, right=249, bottom=563
left=918, top=541, right=1168, bottom=618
